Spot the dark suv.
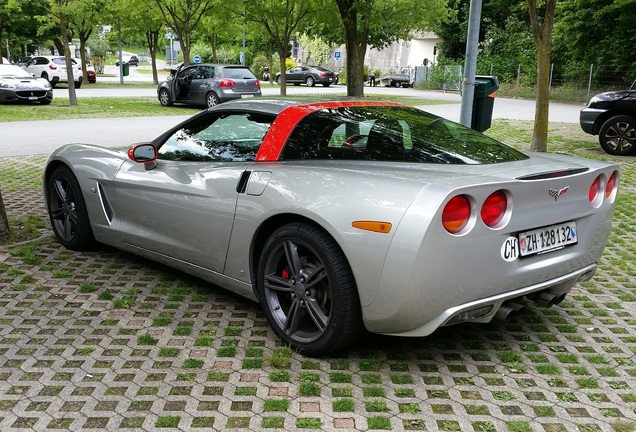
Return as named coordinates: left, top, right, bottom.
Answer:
left=157, top=63, right=261, bottom=108
left=580, top=80, right=636, bottom=155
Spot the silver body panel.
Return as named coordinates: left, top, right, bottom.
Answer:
left=45, top=140, right=618, bottom=336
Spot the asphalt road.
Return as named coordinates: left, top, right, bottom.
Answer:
left=1, top=82, right=585, bottom=157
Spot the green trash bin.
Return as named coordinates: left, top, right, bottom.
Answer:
left=471, top=75, right=499, bottom=132
left=122, top=63, right=129, bottom=77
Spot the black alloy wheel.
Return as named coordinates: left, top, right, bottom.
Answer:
left=47, top=166, right=96, bottom=250
left=257, top=223, right=363, bottom=356
left=599, top=115, right=636, bottom=155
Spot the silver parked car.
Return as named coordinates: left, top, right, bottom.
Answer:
left=43, top=99, right=619, bottom=356
left=0, top=64, right=53, bottom=104
left=157, top=63, right=261, bottom=108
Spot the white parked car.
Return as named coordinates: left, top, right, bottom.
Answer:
left=22, top=55, right=83, bottom=88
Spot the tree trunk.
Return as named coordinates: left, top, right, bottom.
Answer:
left=531, top=40, right=550, bottom=152
left=337, top=0, right=366, bottom=97
left=147, top=30, right=160, bottom=85
left=278, top=45, right=287, bottom=96
left=60, top=15, right=78, bottom=106
left=0, top=190, right=9, bottom=240
left=527, top=0, right=556, bottom=152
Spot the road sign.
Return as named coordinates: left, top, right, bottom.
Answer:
left=193, top=55, right=201, bottom=64
left=334, top=51, right=341, bottom=59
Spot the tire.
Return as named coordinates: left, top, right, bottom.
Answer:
left=322, top=83, right=331, bottom=87
left=276, top=76, right=281, bottom=85
left=41, top=72, right=54, bottom=88
left=306, top=76, right=315, bottom=87
left=599, top=115, right=636, bottom=155
left=257, top=223, right=364, bottom=356
left=158, top=88, right=172, bottom=106
left=47, top=166, right=97, bottom=251
left=206, top=92, right=220, bottom=108
left=75, top=80, right=82, bottom=89
left=393, top=80, right=401, bottom=88
left=40, top=99, right=52, bottom=105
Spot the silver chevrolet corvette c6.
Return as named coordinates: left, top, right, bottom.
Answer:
left=43, top=99, right=619, bottom=356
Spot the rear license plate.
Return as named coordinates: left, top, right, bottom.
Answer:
left=518, top=221, right=577, bottom=257
left=241, top=94, right=254, bottom=98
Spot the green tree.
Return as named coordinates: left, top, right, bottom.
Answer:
left=553, top=0, right=636, bottom=80
left=297, top=33, right=334, bottom=66
left=123, top=0, right=164, bottom=84
left=527, top=0, right=556, bottom=152
left=329, top=0, right=446, bottom=97
left=38, top=0, right=80, bottom=105
left=244, top=0, right=317, bottom=95
left=153, top=0, right=216, bottom=65
left=67, top=0, right=105, bottom=81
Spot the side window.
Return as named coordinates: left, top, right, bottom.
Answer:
left=36, top=57, right=47, bottom=65
left=199, top=66, right=214, bottom=79
left=158, top=113, right=273, bottom=162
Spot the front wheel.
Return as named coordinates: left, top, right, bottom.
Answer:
left=206, top=92, right=220, bottom=108
left=75, top=80, right=82, bottom=89
left=158, top=88, right=172, bottom=106
left=275, top=76, right=281, bottom=85
left=257, top=223, right=363, bottom=356
left=599, top=115, right=636, bottom=155
left=47, top=166, right=96, bottom=251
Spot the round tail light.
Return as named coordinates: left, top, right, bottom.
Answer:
left=605, top=171, right=617, bottom=200
left=481, top=190, right=507, bottom=227
left=442, top=195, right=471, bottom=234
left=589, top=176, right=602, bottom=207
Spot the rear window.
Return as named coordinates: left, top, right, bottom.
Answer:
left=281, top=106, right=528, bottom=164
left=222, top=67, right=256, bottom=80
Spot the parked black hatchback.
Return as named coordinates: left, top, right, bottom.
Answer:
left=580, top=79, right=636, bottom=155
left=157, top=63, right=261, bottom=108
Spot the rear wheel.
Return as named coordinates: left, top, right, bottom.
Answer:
left=257, top=223, right=363, bottom=356
left=46, top=166, right=96, bottom=251
left=306, top=76, right=315, bottom=87
left=158, top=88, right=172, bottom=106
left=599, top=115, right=636, bottom=155
left=206, top=92, right=220, bottom=108
left=393, top=80, right=401, bottom=88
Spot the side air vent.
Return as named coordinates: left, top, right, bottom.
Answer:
left=97, top=183, right=114, bottom=224
left=517, top=167, right=588, bottom=180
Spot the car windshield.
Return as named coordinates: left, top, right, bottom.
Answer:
left=0, top=65, right=30, bottom=77
left=281, top=105, right=528, bottom=164
left=222, top=67, right=256, bottom=79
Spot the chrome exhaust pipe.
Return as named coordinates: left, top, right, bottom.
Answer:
left=529, top=290, right=566, bottom=308
left=494, top=302, right=525, bottom=322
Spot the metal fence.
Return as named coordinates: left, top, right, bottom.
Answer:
left=426, top=63, right=635, bottom=103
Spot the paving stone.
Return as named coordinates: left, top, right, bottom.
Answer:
left=2, top=129, right=636, bottom=431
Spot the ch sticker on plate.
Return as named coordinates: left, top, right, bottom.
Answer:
left=501, top=237, right=520, bottom=262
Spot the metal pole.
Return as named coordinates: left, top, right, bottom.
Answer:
left=459, top=0, right=482, bottom=127
left=242, top=28, right=246, bottom=66
left=516, top=64, right=521, bottom=99
left=586, top=64, right=594, bottom=104
left=118, top=18, right=123, bottom=85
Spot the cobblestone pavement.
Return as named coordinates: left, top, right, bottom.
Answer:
left=0, top=123, right=635, bottom=431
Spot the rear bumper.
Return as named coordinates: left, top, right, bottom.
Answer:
left=580, top=108, right=605, bottom=135
left=375, top=264, right=596, bottom=337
